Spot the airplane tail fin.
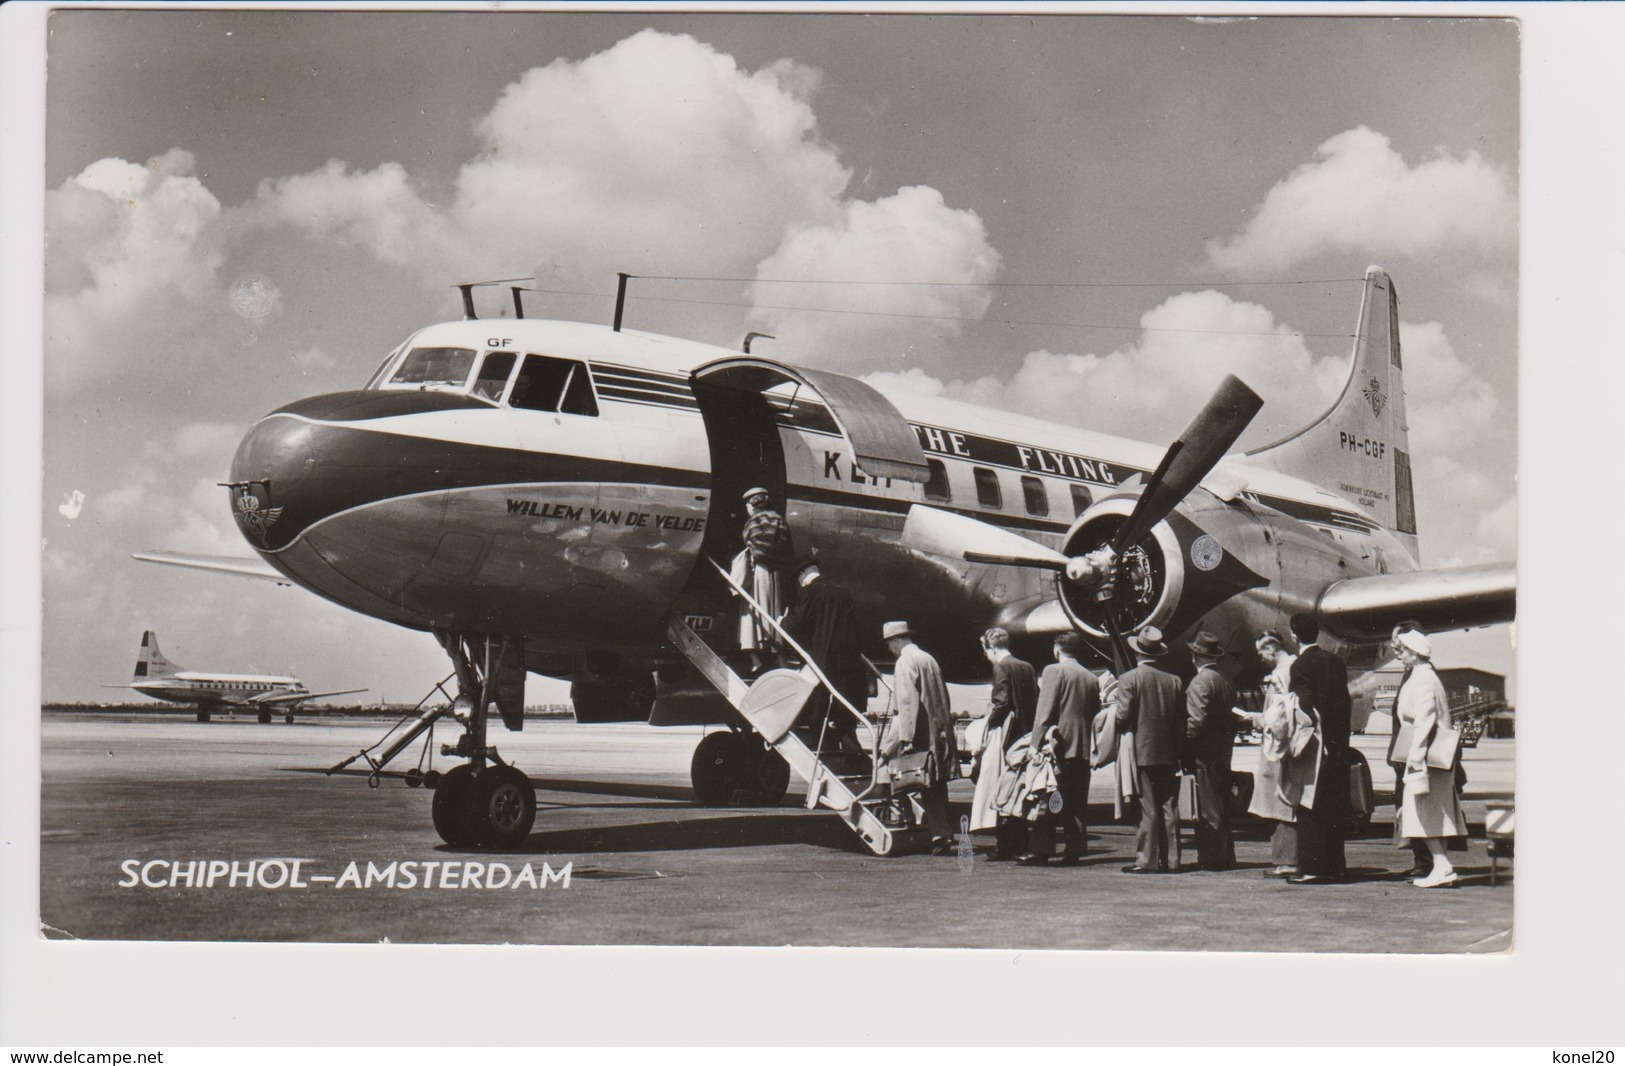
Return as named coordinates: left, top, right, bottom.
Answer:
left=1244, top=266, right=1418, bottom=561
left=134, top=630, right=181, bottom=679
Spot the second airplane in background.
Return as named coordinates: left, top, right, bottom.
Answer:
left=107, top=631, right=366, bottom=723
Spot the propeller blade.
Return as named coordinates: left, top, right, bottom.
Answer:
left=1112, top=374, right=1263, bottom=551
left=1105, top=611, right=1132, bottom=677
left=901, top=504, right=1070, bottom=571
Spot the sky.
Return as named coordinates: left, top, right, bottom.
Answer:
left=35, top=9, right=1521, bottom=703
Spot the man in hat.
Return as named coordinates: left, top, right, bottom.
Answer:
left=1020, top=631, right=1101, bottom=866
left=734, top=487, right=795, bottom=669
left=1287, top=612, right=1353, bottom=885
left=977, top=627, right=1037, bottom=861
left=1112, top=626, right=1187, bottom=873
left=781, top=555, right=865, bottom=752
left=881, top=621, right=956, bottom=851
left=1185, top=631, right=1238, bottom=871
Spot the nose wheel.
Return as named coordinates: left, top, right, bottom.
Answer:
left=430, top=763, right=537, bottom=849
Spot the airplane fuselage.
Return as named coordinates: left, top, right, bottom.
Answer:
left=227, top=316, right=1416, bottom=700
left=132, top=672, right=306, bottom=706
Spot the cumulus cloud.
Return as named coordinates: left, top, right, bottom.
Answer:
left=745, top=186, right=1001, bottom=370
left=1463, top=272, right=1514, bottom=307
left=51, top=32, right=998, bottom=394
left=866, top=290, right=1346, bottom=446
left=245, top=161, right=446, bottom=267
left=239, top=30, right=860, bottom=294
left=455, top=31, right=850, bottom=279
left=45, top=150, right=227, bottom=389
left=862, top=290, right=1509, bottom=570
left=229, top=31, right=997, bottom=364
left=1205, top=126, right=1516, bottom=273
left=1398, top=320, right=1500, bottom=456
left=1415, top=455, right=1514, bottom=567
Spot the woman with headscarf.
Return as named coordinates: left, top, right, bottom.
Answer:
left=1393, top=630, right=1467, bottom=888
left=1248, top=630, right=1300, bottom=878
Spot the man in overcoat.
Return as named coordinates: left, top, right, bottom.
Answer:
left=782, top=557, right=865, bottom=752
left=1287, top=612, right=1353, bottom=884
left=1021, top=632, right=1101, bottom=866
left=881, top=621, right=957, bottom=852
left=1185, top=631, right=1238, bottom=871
left=1112, top=627, right=1186, bottom=873
left=980, top=627, right=1037, bottom=861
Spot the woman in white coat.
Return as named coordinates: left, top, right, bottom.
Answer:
left=1247, top=631, right=1299, bottom=877
left=1394, top=630, right=1466, bottom=888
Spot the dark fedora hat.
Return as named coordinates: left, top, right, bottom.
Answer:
left=1187, top=631, right=1227, bottom=659
left=1131, top=626, right=1168, bottom=658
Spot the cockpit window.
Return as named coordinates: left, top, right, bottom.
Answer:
left=365, top=348, right=401, bottom=390
left=509, top=354, right=599, bottom=416
left=471, top=351, right=517, bottom=402
left=390, top=347, right=476, bottom=388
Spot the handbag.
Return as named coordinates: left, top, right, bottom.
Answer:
left=1425, top=723, right=1462, bottom=771
left=887, top=750, right=932, bottom=792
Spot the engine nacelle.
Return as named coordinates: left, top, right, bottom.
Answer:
left=1056, top=495, right=1187, bottom=643
left=1056, top=490, right=1278, bottom=657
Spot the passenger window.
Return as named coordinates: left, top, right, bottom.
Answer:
left=1021, top=475, right=1049, bottom=517
left=973, top=467, right=1002, bottom=510
left=924, top=459, right=951, bottom=503
left=471, top=351, right=517, bottom=402
left=510, top=355, right=599, bottom=416
left=1070, top=484, right=1094, bottom=516
left=390, top=347, right=476, bottom=388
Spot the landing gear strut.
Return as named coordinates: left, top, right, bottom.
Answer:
left=326, top=631, right=536, bottom=850
left=424, top=632, right=537, bottom=849
left=691, top=729, right=791, bottom=806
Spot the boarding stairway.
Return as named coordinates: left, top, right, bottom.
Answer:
left=664, top=559, right=920, bottom=856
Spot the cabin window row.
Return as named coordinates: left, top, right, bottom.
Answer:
left=924, top=458, right=1094, bottom=517
left=381, top=347, right=599, bottom=416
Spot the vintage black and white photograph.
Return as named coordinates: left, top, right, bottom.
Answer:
left=28, top=6, right=1531, bottom=965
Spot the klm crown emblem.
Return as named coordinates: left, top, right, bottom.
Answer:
left=233, top=491, right=283, bottom=547
left=1362, top=376, right=1386, bottom=418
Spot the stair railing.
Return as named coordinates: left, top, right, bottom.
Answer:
left=705, top=555, right=882, bottom=798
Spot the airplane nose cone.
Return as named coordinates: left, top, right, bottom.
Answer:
left=227, top=413, right=319, bottom=551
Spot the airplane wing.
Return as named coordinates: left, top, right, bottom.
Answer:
left=1315, top=562, right=1516, bottom=642
left=995, top=564, right=1517, bottom=644
left=133, top=550, right=291, bottom=585
left=248, top=688, right=369, bottom=706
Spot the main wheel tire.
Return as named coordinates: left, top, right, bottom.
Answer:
left=463, top=765, right=537, bottom=850
left=258, top=710, right=273, bottom=724
left=691, top=731, right=745, bottom=805
left=284, top=713, right=295, bottom=724
left=196, top=708, right=211, bottom=723
left=431, top=764, right=477, bottom=847
left=744, top=744, right=791, bottom=806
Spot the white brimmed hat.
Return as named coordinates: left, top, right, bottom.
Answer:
left=742, top=486, right=770, bottom=501
left=882, top=620, right=911, bottom=640
left=1395, top=629, right=1432, bottom=659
